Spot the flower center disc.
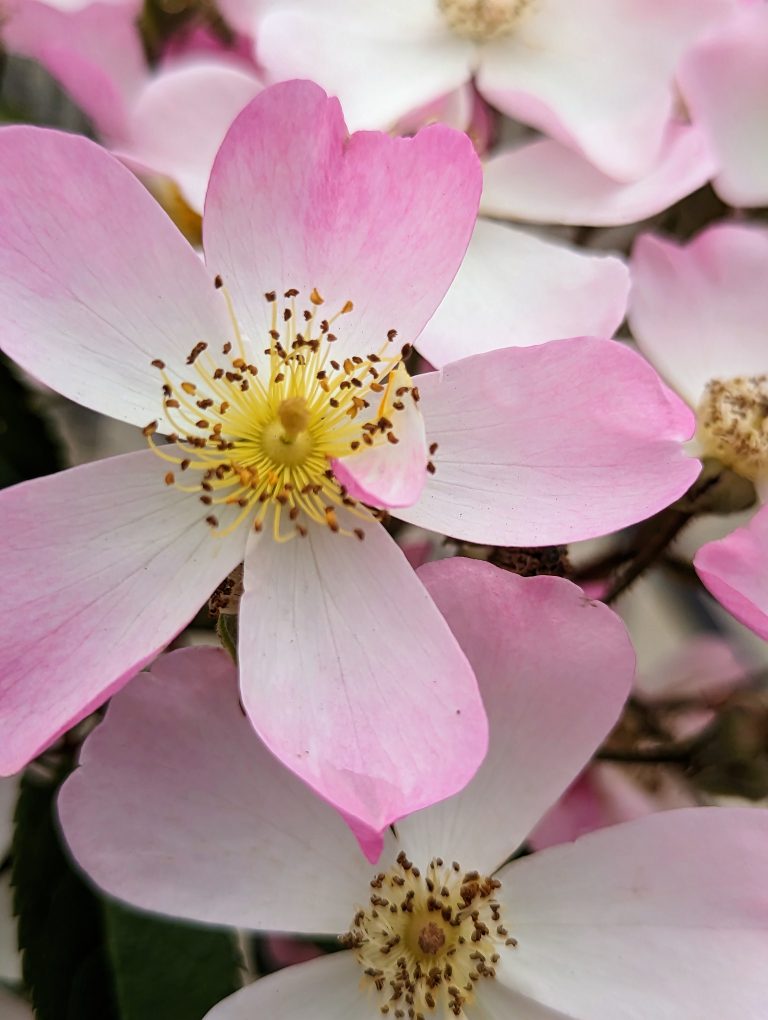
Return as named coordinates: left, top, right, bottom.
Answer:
left=697, top=374, right=768, bottom=483
left=342, top=851, right=517, bottom=1016
left=437, top=0, right=533, bottom=41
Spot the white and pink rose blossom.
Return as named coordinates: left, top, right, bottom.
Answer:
left=629, top=221, right=768, bottom=640
left=0, top=80, right=698, bottom=853
left=58, top=558, right=768, bottom=1019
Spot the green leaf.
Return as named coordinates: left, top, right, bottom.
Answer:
left=11, top=766, right=119, bottom=1020
left=104, top=902, right=242, bottom=1020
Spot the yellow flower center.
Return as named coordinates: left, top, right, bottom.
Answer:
left=143, top=284, right=426, bottom=542
left=696, top=374, right=768, bottom=484
left=342, top=851, right=517, bottom=1017
left=437, top=0, right=534, bottom=42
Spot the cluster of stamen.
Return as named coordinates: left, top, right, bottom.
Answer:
left=342, top=851, right=516, bottom=1017
left=143, top=282, right=425, bottom=542
left=437, top=0, right=534, bottom=42
left=696, top=375, right=768, bottom=483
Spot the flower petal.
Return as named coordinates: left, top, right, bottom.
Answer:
left=480, top=124, right=716, bottom=228
left=497, top=808, right=768, bottom=1019
left=332, top=366, right=429, bottom=508
left=0, top=449, right=244, bottom=775
left=3, top=0, right=145, bottom=139
left=395, top=559, right=634, bottom=875
left=418, top=219, right=629, bottom=367
left=203, top=81, right=481, bottom=363
left=478, top=0, right=738, bottom=179
left=629, top=223, right=768, bottom=406
left=397, top=339, right=699, bottom=546
left=694, top=503, right=768, bottom=640
left=115, top=60, right=263, bottom=214
left=0, top=127, right=230, bottom=428
left=257, top=4, right=471, bottom=131
left=238, top=515, right=487, bottom=857
left=679, top=5, right=768, bottom=208
left=59, top=647, right=377, bottom=933
left=204, top=953, right=378, bottom=1019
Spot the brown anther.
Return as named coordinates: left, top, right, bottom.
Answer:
left=142, top=420, right=158, bottom=437
left=163, top=472, right=174, bottom=485
left=214, top=274, right=223, bottom=288
left=206, top=515, right=219, bottom=527
left=342, top=300, right=354, bottom=313
left=265, top=291, right=276, bottom=302
left=186, top=342, right=207, bottom=365
left=427, top=461, right=436, bottom=474
left=310, top=287, right=324, bottom=305
left=150, top=358, right=165, bottom=369
left=429, top=442, right=439, bottom=455
left=181, top=381, right=197, bottom=395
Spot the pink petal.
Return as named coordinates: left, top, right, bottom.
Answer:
left=3, top=0, right=146, bottom=139
left=0, top=989, right=32, bottom=1020
left=203, top=81, right=481, bottom=364
left=478, top=0, right=740, bottom=180
left=629, top=223, right=768, bottom=406
left=0, top=127, right=229, bottom=428
left=498, top=808, right=768, bottom=1018
left=679, top=5, right=768, bottom=207
left=332, top=366, right=429, bottom=508
left=480, top=123, right=716, bottom=227
left=257, top=5, right=471, bottom=131
left=398, top=339, right=699, bottom=546
left=695, top=503, right=768, bottom=640
left=636, top=633, right=746, bottom=702
left=0, top=450, right=244, bottom=776
left=115, top=60, right=263, bottom=213
left=395, top=559, right=634, bottom=875
left=238, top=516, right=487, bottom=858
left=204, top=953, right=375, bottom=1019
left=418, top=219, right=629, bottom=367
left=59, top=648, right=378, bottom=933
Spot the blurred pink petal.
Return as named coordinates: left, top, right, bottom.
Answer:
left=679, top=4, right=768, bottom=207
left=419, top=219, right=629, bottom=367
left=0, top=452, right=245, bottom=775
left=629, top=222, right=768, bottom=407
left=204, top=80, right=481, bottom=364
left=396, top=560, right=634, bottom=872
left=239, top=518, right=486, bottom=855
left=637, top=633, right=747, bottom=703
left=481, top=123, right=716, bottom=227
left=399, top=339, right=699, bottom=545
left=695, top=504, right=768, bottom=640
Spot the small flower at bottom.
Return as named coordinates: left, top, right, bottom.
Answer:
left=58, top=560, right=768, bottom=1018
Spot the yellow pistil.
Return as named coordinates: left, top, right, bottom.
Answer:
left=143, top=284, right=422, bottom=542
left=437, top=0, right=534, bottom=42
left=342, top=851, right=517, bottom=1017
left=696, top=374, right=768, bottom=484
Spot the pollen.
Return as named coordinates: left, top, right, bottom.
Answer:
left=341, top=852, right=516, bottom=1017
left=437, top=0, right=535, bottom=42
left=143, top=285, right=421, bottom=542
left=696, top=374, right=768, bottom=483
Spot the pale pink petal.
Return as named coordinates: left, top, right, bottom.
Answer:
left=238, top=516, right=487, bottom=857
left=0, top=450, right=245, bottom=776
left=59, top=648, right=379, bottom=933
left=205, top=953, right=379, bottom=1019
left=629, top=223, right=768, bottom=406
left=695, top=504, right=768, bottom=640
left=115, top=60, right=263, bottom=214
left=679, top=5, right=768, bottom=208
left=398, top=340, right=699, bottom=546
left=394, top=83, right=473, bottom=136
left=0, top=989, right=33, bottom=1020
left=3, top=0, right=146, bottom=139
left=636, top=633, right=746, bottom=702
left=257, top=4, right=471, bottom=132
left=478, top=0, right=739, bottom=180
left=332, top=366, right=429, bottom=508
left=395, top=560, right=634, bottom=874
left=0, top=127, right=230, bottom=429
left=480, top=124, right=716, bottom=227
left=203, top=81, right=481, bottom=364
left=498, top=809, right=768, bottom=1019
left=418, top=219, right=629, bottom=367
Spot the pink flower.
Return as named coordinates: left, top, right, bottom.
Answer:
left=679, top=3, right=768, bottom=208
left=2, top=0, right=262, bottom=214
left=629, top=222, right=768, bottom=637
left=0, top=81, right=697, bottom=850
left=255, top=0, right=742, bottom=180
left=58, top=559, right=768, bottom=1018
